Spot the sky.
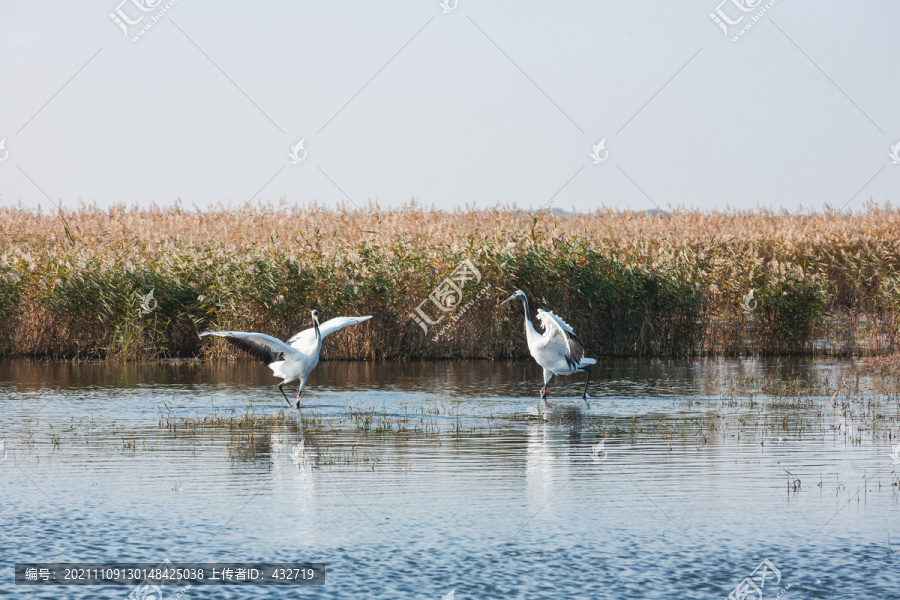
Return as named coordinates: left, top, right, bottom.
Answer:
left=0, top=0, right=897, bottom=213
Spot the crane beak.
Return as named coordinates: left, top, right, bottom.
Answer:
left=500, top=294, right=517, bottom=306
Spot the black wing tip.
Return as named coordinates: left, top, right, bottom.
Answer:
left=564, top=330, right=585, bottom=367
left=223, top=336, right=283, bottom=366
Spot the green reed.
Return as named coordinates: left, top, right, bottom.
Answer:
left=1, top=205, right=898, bottom=359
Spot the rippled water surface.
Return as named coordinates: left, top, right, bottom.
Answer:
left=2, top=358, right=899, bottom=599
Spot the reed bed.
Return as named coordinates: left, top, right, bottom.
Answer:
left=2, top=201, right=900, bottom=359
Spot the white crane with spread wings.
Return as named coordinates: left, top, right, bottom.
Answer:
left=201, top=310, right=372, bottom=408
left=501, top=290, right=596, bottom=403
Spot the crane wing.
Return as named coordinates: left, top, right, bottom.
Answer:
left=535, top=309, right=585, bottom=368
left=286, top=316, right=372, bottom=350
left=200, top=331, right=294, bottom=365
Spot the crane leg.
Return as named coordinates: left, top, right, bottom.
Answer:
left=295, top=385, right=303, bottom=410
left=581, top=367, right=592, bottom=404
left=279, top=383, right=291, bottom=407
left=541, top=369, right=552, bottom=401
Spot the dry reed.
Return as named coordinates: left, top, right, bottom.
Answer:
left=1, top=201, right=899, bottom=359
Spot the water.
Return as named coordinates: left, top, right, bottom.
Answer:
left=1, top=358, right=898, bottom=599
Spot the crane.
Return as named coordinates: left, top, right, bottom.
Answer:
left=200, top=310, right=371, bottom=408
left=501, top=290, right=595, bottom=403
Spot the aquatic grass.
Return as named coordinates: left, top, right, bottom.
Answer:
left=2, top=202, right=900, bottom=358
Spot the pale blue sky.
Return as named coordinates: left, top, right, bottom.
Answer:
left=0, top=0, right=897, bottom=212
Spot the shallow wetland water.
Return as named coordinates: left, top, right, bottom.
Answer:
left=1, top=358, right=898, bottom=598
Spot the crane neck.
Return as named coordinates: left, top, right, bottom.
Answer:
left=520, top=296, right=538, bottom=338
